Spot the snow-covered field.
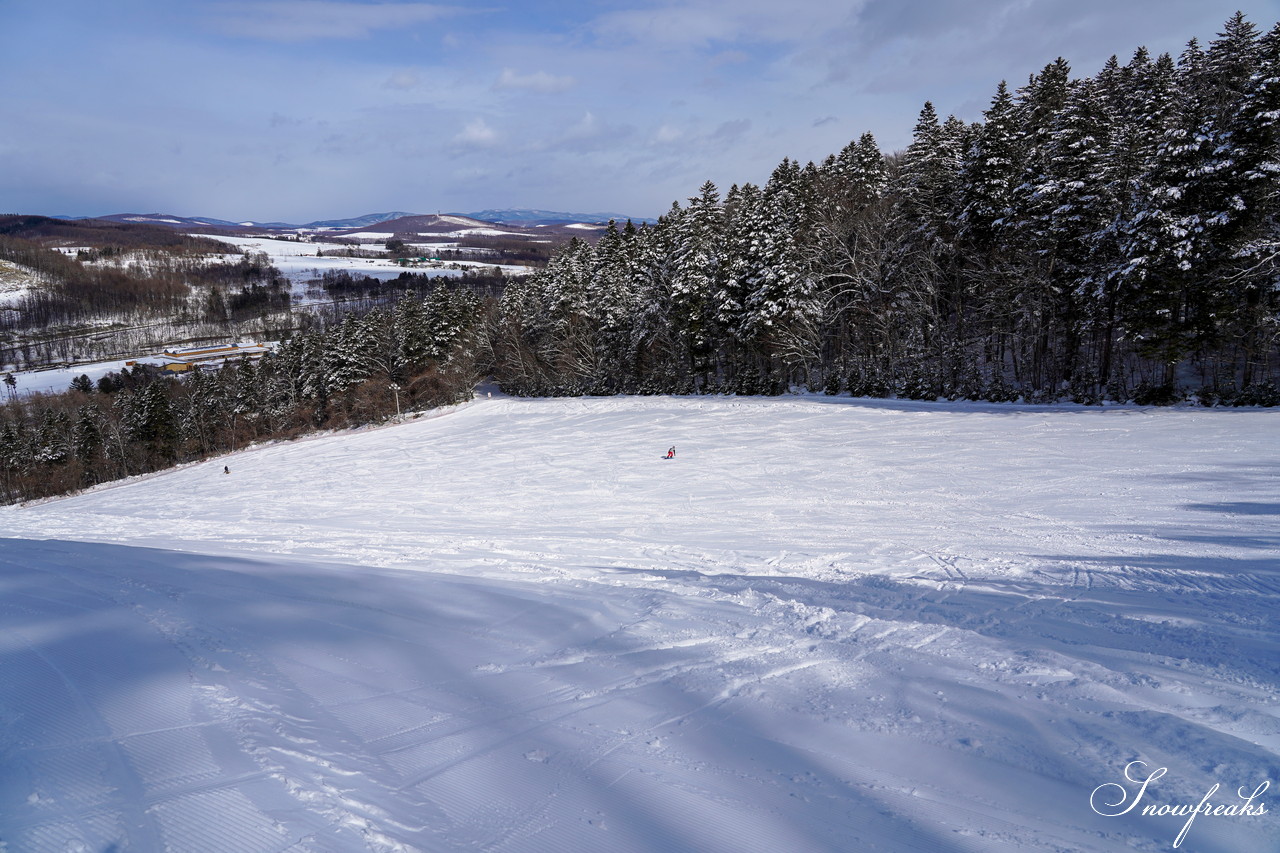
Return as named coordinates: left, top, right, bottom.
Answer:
left=5, top=359, right=136, bottom=396
left=194, top=234, right=530, bottom=287
left=190, top=234, right=459, bottom=287
left=1, top=396, right=1277, bottom=852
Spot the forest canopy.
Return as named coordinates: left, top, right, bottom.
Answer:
left=489, top=13, right=1280, bottom=406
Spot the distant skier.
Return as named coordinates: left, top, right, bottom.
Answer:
left=665, top=446, right=675, bottom=459
left=223, top=466, right=230, bottom=474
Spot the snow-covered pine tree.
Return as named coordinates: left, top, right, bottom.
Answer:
left=952, top=81, right=1025, bottom=394
left=627, top=219, right=687, bottom=391
left=229, top=360, right=266, bottom=441
left=585, top=220, right=640, bottom=390
left=1109, top=51, right=1190, bottom=386
left=34, top=408, right=70, bottom=466
left=71, top=404, right=106, bottom=475
left=896, top=102, right=959, bottom=245
left=540, top=236, right=595, bottom=391
left=717, top=182, right=763, bottom=388
left=1217, top=20, right=1280, bottom=388
left=887, top=103, right=964, bottom=393
left=392, top=294, right=436, bottom=372
left=1202, top=12, right=1263, bottom=118
left=491, top=274, right=546, bottom=394
left=1002, top=58, right=1075, bottom=392
left=323, top=314, right=375, bottom=394
left=670, top=182, right=725, bottom=386
left=1027, top=77, right=1115, bottom=392
left=958, top=81, right=1021, bottom=256
left=268, top=333, right=326, bottom=419
left=121, top=381, right=179, bottom=465
left=0, top=419, right=28, bottom=497
left=738, top=160, right=822, bottom=389
left=810, top=131, right=891, bottom=372
left=177, top=367, right=223, bottom=455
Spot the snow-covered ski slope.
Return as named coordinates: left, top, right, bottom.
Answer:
left=2, top=395, right=1277, bottom=852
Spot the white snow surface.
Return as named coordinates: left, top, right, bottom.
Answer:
left=191, top=233, right=527, bottom=285
left=339, top=232, right=397, bottom=241
left=5, top=359, right=134, bottom=396
left=1, top=395, right=1277, bottom=852
left=0, top=260, right=39, bottom=307
left=446, top=228, right=525, bottom=238
left=437, top=215, right=487, bottom=228
left=194, top=234, right=362, bottom=258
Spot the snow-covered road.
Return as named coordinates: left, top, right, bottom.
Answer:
left=2, top=396, right=1277, bottom=851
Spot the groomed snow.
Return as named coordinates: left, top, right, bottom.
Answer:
left=1, top=396, right=1277, bottom=852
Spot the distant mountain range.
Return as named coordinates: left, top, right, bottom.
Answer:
left=78, top=211, right=424, bottom=231
left=303, top=212, right=419, bottom=229
left=58, top=209, right=655, bottom=231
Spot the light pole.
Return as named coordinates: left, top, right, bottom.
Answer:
left=389, top=382, right=401, bottom=420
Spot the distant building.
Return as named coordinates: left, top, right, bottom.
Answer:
left=130, top=342, right=271, bottom=373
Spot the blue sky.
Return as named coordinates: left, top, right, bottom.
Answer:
left=2, top=0, right=1277, bottom=222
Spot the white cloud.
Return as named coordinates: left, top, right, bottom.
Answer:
left=494, top=68, right=576, bottom=94
left=207, top=1, right=465, bottom=42
left=567, top=111, right=599, bottom=138
left=654, top=124, right=683, bottom=144
left=383, top=69, right=422, bottom=90
left=455, top=117, right=497, bottom=146
left=590, top=0, right=867, bottom=49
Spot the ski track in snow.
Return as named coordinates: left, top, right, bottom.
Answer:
left=1, top=395, right=1277, bottom=852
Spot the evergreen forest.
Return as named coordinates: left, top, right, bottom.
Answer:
left=492, top=12, right=1280, bottom=406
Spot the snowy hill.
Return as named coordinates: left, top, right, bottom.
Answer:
left=1, top=396, right=1277, bottom=852
left=303, top=212, right=418, bottom=230
left=83, top=211, right=422, bottom=232
left=67, top=210, right=648, bottom=233
left=342, top=213, right=524, bottom=237
left=462, top=209, right=656, bottom=225
left=90, top=212, right=258, bottom=230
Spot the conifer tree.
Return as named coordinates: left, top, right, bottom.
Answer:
left=35, top=408, right=71, bottom=465
left=958, top=81, right=1020, bottom=255
left=671, top=182, right=725, bottom=383
left=72, top=404, right=105, bottom=472
left=122, top=382, right=179, bottom=465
